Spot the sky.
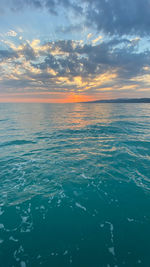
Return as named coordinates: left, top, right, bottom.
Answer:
left=0, top=0, right=150, bottom=103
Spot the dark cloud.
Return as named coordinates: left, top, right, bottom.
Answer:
left=0, top=49, right=18, bottom=62
left=2, top=0, right=82, bottom=16
left=2, top=0, right=150, bottom=36
left=0, top=43, right=36, bottom=62
left=0, top=37, right=150, bottom=94
left=18, top=43, right=36, bottom=61
left=32, top=38, right=150, bottom=80
left=83, top=0, right=150, bottom=36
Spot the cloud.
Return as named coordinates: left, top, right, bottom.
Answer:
left=1, top=0, right=82, bottom=16
left=83, top=0, right=150, bottom=36
left=0, top=36, right=150, bottom=96
left=18, top=43, right=36, bottom=61
left=1, top=0, right=150, bottom=100
left=2, top=0, right=150, bottom=37
left=87, top=33, right=93, bottom=39
left=0, top=50, right=18, bottom=62
left=92, top=35, right=102, bottom=44
left=6, top=30, right=17, bottom=37
left=56, top=24, right=84, bottom=34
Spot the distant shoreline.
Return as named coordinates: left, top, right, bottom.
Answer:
left=81, top=98, right=150, bottom=104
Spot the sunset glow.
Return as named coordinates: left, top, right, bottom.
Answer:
left=0, top=0, right=150, bottom=102
left=0, top=93, right=95, bottom=103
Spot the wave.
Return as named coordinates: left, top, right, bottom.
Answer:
left=1, top=140, right=36, bottom=147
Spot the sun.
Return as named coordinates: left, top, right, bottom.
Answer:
left=65, top=93, right=93, bottom=103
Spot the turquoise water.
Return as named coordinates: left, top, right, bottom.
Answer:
left=0, top=103, right=150, bottom=267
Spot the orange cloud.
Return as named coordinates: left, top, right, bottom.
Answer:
left=92, top=35, right=103, bottom=44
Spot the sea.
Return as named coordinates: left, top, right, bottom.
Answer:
left=0, top=103, right=150, bottom=267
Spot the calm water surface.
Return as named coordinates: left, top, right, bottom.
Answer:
left=0, top=103, right=150, bottom=267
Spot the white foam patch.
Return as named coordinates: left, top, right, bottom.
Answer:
left=106, top=221, right=114, bottom=243
left=18, top=246, right=24, bottom=253
left=105, top=221, right=116, bottom=257
left=0, top=208, right=4, bottom=216
left=50, top=252, right=58, bottom=256
left=69, top=256, right=72, bottom=263
left=0, top=223, right=4, bottom=229
left=127, top=218, right=134, bottom=222
left=9, top=236, right=18, bottom=242
left=108, top=247, right=115, bottom=256
left=21, top=216, right=28, bottom=223
left=14, top=246, right=24, bottom=262
left=20, top=261, right=26, bottom=267
left=27, top=204, right=31, bottom=213
left=0, top=239, right=4, bottom=244
left=75, top=202, right=86, bottom=211
left=57, top=199, right=61, bottom=205
left=21, top=228, right=31, bottom=233
left=81, top=173, right=94, bottom=180
left=40, top=205, right=45, bottom=210
left=37, top=255, right=41, bottom=259
left=63, top=250, right=68, bottom=255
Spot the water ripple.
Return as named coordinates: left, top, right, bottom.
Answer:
left=0, top=103, right=150, bottom=266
